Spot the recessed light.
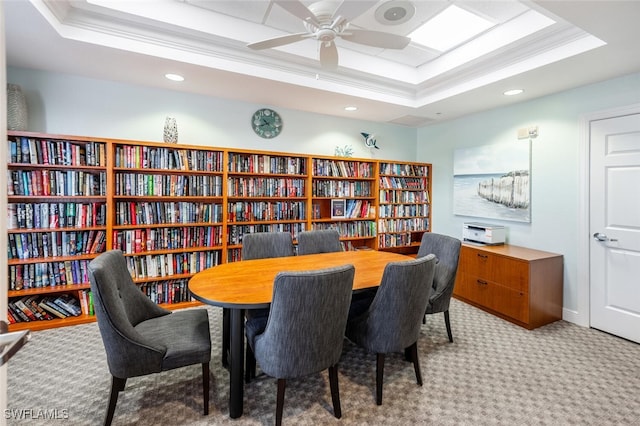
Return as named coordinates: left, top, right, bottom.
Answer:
left=504, top=89, right=524, bottom=96
left=165, top=73, right=185, bottom=82
left=344, top=106, right=358, bottom=111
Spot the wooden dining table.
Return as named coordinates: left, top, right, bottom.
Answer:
left=188, top=249, right=413, bottom=419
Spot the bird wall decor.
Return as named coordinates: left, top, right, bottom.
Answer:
left=361, top=132, right=379, bottom=149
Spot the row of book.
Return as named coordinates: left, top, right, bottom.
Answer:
left=8, top=202, right=107, bottom=230
left=379, top=189, right=430, bottom=204
left=378, top=203, right=430, bottom=218
left=7, top=293, right=92, bottom=324
left=114, top=201, right=223, bottom=226
left=342, top=199, right=373, bottom=219
left=312, top=159, right=375, bottom=178
left=125, top=250, right=221, bottom=279
left=378, top=233, right=416, bottom=248
left=140, top=279, right=193, bottom=305
left=312, top=180, right=373, bottom=198
left=377, top=218, right=430, bottom=233
left=114, top=173, right=223, bottom=197
left=9, top=259, right=91, bottom=290
left=228, top=153, right=307, bottom=175
left=8, top=169, right=106, bottom=197
left=379, top=162, right=429, bottom=177
left=227, top=201, right=306, bottom=222
left=228, top=223, right=306, bottom=245
left=379, top=176, right=428, bottom=189
left=8, top=230, right=106, bottom=260
left=114, top=145, right=224, bottom=171
left=227, top=177, right=306, bottom=197
left=112, top=226, right=223, bottom=254
left=311, top=220, right=376, bottom=238
left=8, top=137, right=106, bottom=167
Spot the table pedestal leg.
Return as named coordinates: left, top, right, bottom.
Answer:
left=229, top=308, right=245, bottom=418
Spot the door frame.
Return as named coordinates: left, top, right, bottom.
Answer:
left=576, top=102, right=640, bottom=327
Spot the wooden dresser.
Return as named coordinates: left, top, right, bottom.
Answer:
left=453, top=243, right=563, bottom=329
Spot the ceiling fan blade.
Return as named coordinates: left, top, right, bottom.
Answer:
left=247, top=32, right=309, bottom=50
left=332, top=0, right=379, bottom=22
left=274, top=0, right=320, bottom=27
left=341, top=29, right=411, bottom=49
left=320, top=42, right=338, bottom=70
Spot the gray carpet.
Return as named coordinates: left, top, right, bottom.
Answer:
left=7, top=299, right=640, bottom=425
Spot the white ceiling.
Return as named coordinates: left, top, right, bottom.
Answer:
left=5, top=0, right=640, bottom=127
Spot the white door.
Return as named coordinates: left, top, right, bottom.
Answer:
left=590, top=113, right=640, bottom=343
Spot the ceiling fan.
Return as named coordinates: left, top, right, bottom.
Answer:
left=247, top=0, right=411, bottom=70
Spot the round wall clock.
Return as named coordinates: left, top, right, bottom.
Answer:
left=252, top=108, right=282, bottom=139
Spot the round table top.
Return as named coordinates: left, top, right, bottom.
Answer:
left=188, top=250, right=413, bottom=309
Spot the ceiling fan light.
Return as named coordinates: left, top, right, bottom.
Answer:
left=375, top=1, right=416, bottom=25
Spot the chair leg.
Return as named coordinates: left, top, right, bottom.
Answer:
left=444, top=310, right=453, bottom=342
left=202, top=362, right=210, bottom=415
left=375, top=353, right=385, bottom=405
left=276, top=378, right=286, bottom=426
left=407, top=342, right=423, bottom=386
left=104, top=376, right=126, bottom=426
left=245, top=344, right=256, bottom=383
left=222, top=307, right=230, bottom=367
left=328, top=364, right=342, bottom=419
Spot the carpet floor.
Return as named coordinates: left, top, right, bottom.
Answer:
left=7, top=299, right=640, bottom=425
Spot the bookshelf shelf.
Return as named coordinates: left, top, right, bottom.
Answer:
left=6, top=131, right=431, bottom=330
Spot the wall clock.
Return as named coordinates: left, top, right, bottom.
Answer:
left=252, top=108, right=282, bottom=139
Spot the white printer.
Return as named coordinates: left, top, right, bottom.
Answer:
left=462, top=222, right=506, bottom=245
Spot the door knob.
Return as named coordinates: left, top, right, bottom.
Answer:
left=593, top=232, right=618, bottom=242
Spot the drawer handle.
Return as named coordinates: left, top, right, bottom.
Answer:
left=477, top=254, right=488, bottom=259
left=476, top=279, right=488, bottom=286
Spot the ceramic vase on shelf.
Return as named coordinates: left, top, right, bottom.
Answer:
left=163, top=116, right=178, bottom=144
left=7, top=84, right=28, bottom=131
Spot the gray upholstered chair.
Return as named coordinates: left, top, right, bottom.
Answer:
left=221, top=232, right=295, bottom=368
left=416, top=232, right=462, bottom=342
left=297, top=229, right=342, bottom=255
left=345, top=254, right=437, bottom=405
left=88, top=250, right=212, bottom=426
left=245, top=264, right=355, bottom=426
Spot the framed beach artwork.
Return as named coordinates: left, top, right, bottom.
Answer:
left=453, top=141, right=531, bottom=223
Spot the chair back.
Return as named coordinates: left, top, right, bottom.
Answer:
left=252, top=264, right=355, bottom=379
left=242, top=232, right=295, bottom=260
left=297, top=229, right=342, bottom=255
left=347, top=255, right=436, bottom=353
left=416, top=233, right=462, bottom=312
left=88, top=250, right=170, bottom=377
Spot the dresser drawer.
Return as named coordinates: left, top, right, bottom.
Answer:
left=458, top=246, right=528, bottom=292
left=455, top=271, right=529, bottom=323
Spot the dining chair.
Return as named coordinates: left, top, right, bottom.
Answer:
left=297, top=229, right=342, bottom=255
left=88, top=250, right=211, bottom=426
left=345, top=254, right=437, bottom=405
left=416, top=232, right=462, bottom=342
left=245, top=264, right=355, bottom=426
left=221, top=232, right=295, bottom=368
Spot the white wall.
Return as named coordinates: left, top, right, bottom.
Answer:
left=417, top=71, right=640, bottom=325
left=6, top=67, right=417, bottom=161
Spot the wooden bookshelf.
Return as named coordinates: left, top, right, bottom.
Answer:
left=5, top=131, right=431, bottom=330
left=377, top=161, right=432, bottom=253
left=310, top=157, right=377, bottom=251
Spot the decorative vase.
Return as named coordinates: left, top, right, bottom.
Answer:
left=163, top=116, right=178, bottom=144
left=7, top=84, right=28, bottom=131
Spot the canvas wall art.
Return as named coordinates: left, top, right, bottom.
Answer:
left=453, top=141, right=531, bottom=223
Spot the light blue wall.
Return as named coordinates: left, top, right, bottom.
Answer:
left=7, top=67, right=417, bottom=161
left=418, top=71, right=640, bottom=321
left=8, top=66, right=640, bottom=324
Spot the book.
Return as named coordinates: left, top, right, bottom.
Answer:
left=39, top=298, right=68, bottom=319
